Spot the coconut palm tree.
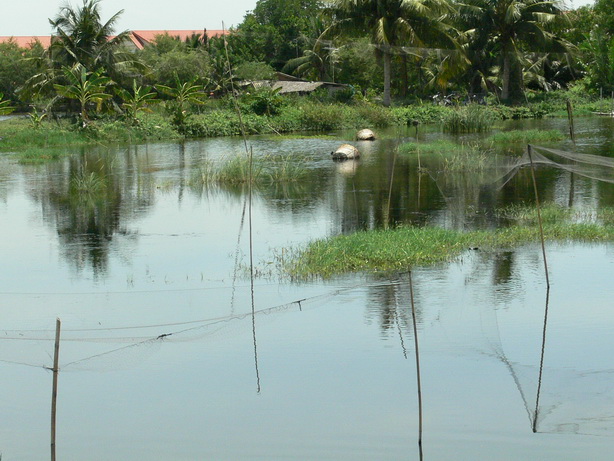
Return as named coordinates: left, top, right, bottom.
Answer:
left=48, top=0, right=131, bottom=73
left=457, top=0, right=570, bottom=102
left=330, top=0, right=456, bottom=106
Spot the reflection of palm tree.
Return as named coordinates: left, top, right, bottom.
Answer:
left=32, top=148, right=156, bottom=278
left=330, top=0, right=455, bottom=106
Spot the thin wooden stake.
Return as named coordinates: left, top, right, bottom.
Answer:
left=409, top=271, right=423, bottom=461
left=51, top=318, right=61, bottom=461
left=527, top=145, right=550, bottom=288
left=566, top=100, right=575, bottom=144
left=386, top=147, right=399, bottom=229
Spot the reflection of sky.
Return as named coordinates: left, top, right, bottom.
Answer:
left=2, top=120, right=614, bottom=459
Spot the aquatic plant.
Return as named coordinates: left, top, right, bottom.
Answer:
left=485, top=129, right=565, bottom=144
left=283, top=205, right=614, bottom=278
left=71, top=170, right=105, bottom=194
left=191, top=154, right=308, bottom=187
left=443, top=104, right=495, bottom=134
left=399, top=140, right=490, bottom=171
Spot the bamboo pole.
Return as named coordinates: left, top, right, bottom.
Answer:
left=386, top=147, right=399, bottom=229
left=409, top=271, right=423, bottom=461
left=51, top=318, right=61, bottom=461
left=566, top=100, right=575, bottom=144
left=527, top=145, right=550, bottom=288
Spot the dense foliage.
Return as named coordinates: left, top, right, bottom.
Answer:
left=0, top=0, right=611, bottom=138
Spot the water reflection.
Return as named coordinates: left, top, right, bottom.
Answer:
left=30, top=148, right=156, bottom=278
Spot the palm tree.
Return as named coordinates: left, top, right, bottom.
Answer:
left=330, top=0, right=456, bottom=106
left=457, top=0, right=570, bottom=102
left=48, top=0, right=131, bottom=73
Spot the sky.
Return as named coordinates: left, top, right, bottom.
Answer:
left=0, top=0, right=597, bottom=37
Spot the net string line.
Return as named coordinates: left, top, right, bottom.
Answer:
left=0, top=279, right=402, bottom=370
left=427, top=143, right=614, bottom=201
left=0, top=280, right=298, bottom=296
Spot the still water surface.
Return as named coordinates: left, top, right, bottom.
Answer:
left=1, top=117, right=614, bottom=460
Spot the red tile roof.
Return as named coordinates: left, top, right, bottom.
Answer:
left=129, top=30, right=225, bottom=49
left=0, top=36, right=52, bottom=48
left=0, top=30, right=225, bottom=50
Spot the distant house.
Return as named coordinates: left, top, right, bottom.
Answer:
left=243, top=72, right=349, bottom=96
left=0, top=30, right=225, bottom=51
left=126, top=29, right=225, bottom=50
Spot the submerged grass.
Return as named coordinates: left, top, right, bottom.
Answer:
left=399, top=140, right=490, bottom=171
left=191, top=154, right=310, bottom=187
left=284, top=205, right=614, bottom=278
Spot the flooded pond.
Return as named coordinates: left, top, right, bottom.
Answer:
left=1, top=116, right=614, bottom=460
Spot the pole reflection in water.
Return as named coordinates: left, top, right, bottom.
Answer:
left=409, top=271, right=423, bottom=461
left=533, top=286, right=551, bottom=433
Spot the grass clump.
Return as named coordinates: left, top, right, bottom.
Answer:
left=399, top=140, right=490, bottom=171
left=398, top=140, right=460, bottom=156
left=443, top=104, right=496, bottom=134
left=486, top=129, right=565, bottom=144
left=284, top=204, right=614, bottom=278
left=191, top=154, right=309, bottom=187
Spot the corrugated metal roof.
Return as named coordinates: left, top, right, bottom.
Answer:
left=272, top=81, right=325, bottom=94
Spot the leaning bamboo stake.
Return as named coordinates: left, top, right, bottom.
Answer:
left=409, top=271, right=423, bottom=461
left=386, top=146, right=399, bottom=229
left=51, top=318, right=61, bottom=461
left=527, top=145, right=550, bottom=288
left=566, top=100, right=575, bottom=144
left=223, top=25, right=260, bottom=392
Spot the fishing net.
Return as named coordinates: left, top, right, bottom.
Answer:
left=419, top=243, right=614, bottom=438
left=420, top=143, right=614, bottom=229
left=0, top=280, right=397, bottom=373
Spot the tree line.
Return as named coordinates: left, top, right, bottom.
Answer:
left=0, top=0, right=612, bottom=121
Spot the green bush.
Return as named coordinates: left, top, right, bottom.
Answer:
left=298, top=103, right=347, bottom=131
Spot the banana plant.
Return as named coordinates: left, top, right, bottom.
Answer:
left=53, top=64, right=112, bottom=122
left=0, top=93, right=15, bottom=115
left=156, top=77, right=207, bottom=127
left=116, top=79, right=158, bottom=123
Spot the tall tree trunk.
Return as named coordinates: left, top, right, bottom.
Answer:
left=401, top=54, right=408, bottom=98
left=502, top=51, right=511, bottom=102
left=383, top=51, right=391, bottom=107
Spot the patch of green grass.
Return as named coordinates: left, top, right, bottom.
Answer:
left=283, top=205, right=614, bottom=278
left=398, top=140, right=460, bottom=156
left=486, top=129, right=565, bottom=144
left=13, top=147, right=65, bottom=164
